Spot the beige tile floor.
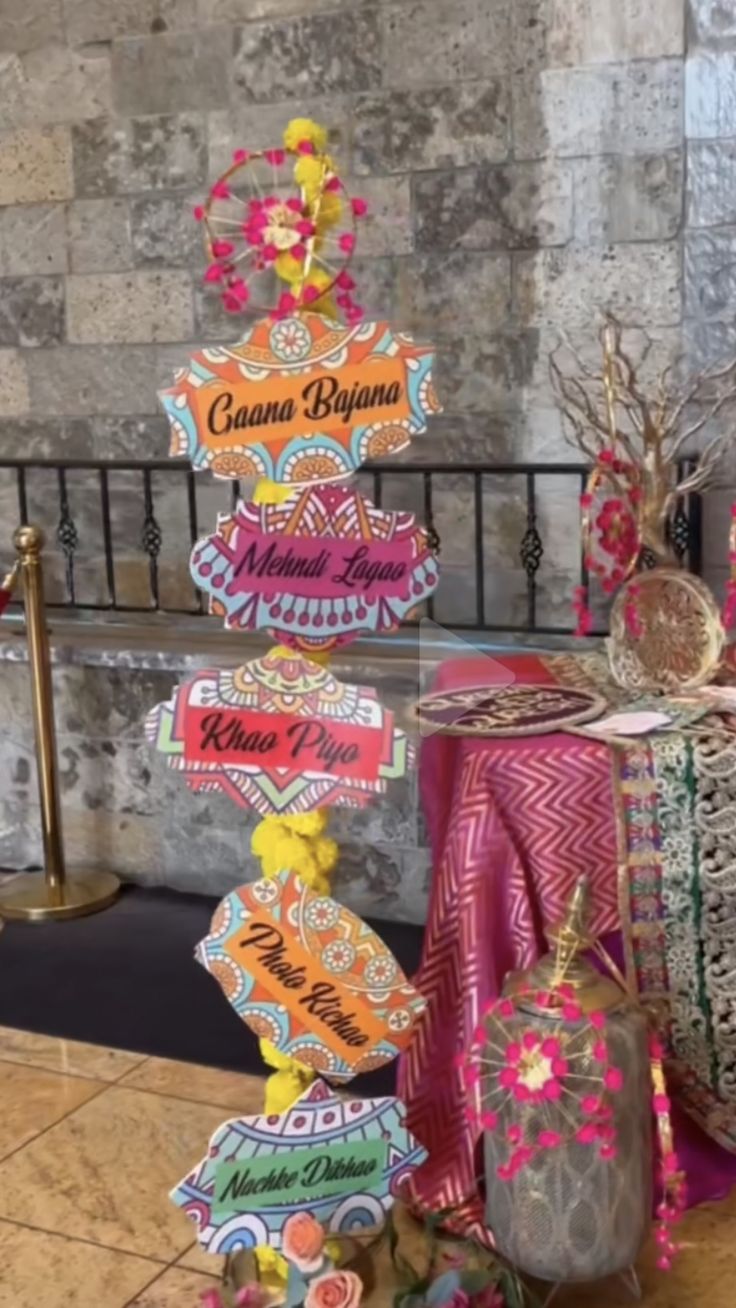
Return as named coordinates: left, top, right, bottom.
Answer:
left=0, top=1025, right=733, bottom=1308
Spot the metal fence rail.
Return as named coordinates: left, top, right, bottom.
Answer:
left=0, top=457, right=702, bottom=637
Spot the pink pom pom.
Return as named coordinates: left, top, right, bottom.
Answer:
left=291, top=243, right=307, bottom=261
left=352, top=196, right=368, bottom=217
left=513, top=1083, right=531, bottom=1102
left=552, top=1058, right=569, bottom=1078
left=541, top=1037, right=560, bottom=1058
left=576, top=1124, right=598, bottom=1145
left=297, top=139, right=315, bottom=154
left=286, top=196, right=303, bottom=212
left=227, top=278, right=249, bottom=305
left=654, top=1092, right=671, bottom=1113
left=589, top=1011, right=606, bottom=1030
left=233, top=148, right=249, bottom=164
left=200, top=1290, right=223, bottom=1308
left=522, top=1031, right=538, bottom=1051
left=581, top=1095, right=601, bottom=1115
left=505, top=1042, right=521, bottom=1063
left=542, top=1079, right=561, bottom=1102
left=336, top=270, right=356, bottom=290
left=657, top=1257, right=672, bottom=1272
left=211, top=180, right=230, bottom=200
left=538, top=1130, right=562, bottom=1149
left=325, top=175, right=341, bottom=192
left=604, top=1067, right=624, bottom=1092
left=339, top=232, right=356, bottom=253
left=498, top=999, right=514, bottom=1019
left=193, top=205, right=205, bottom=222
left=204, top=262, right=225, bottom=283
left=599, top=1144, right=617, bottom=1160
left=264, top=148, right=286, bottom=166
left=562, top=1002, right=583, bottom=1022
left=277, top=291, right=297, bottom=315
left=499, top=1068, right=518, bottom=1089
left=212, top=240, right=234, bottom=258
left=222, top=291, right=243, bottom=313
left=262, top=244, right=278, bottom=262
left=593, top=1040, right=608, bottom=1062
left=295, top=219, right=316, bottom=236
left=481, top=1110, right=498, bottom=1130
left=302, top=285, right=320, bottom=304
left=507, top=1124, right=523, bottom=1144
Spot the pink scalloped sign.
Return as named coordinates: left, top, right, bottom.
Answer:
left=190, top=484, right=440, bottom=652
left=144, top=648, right=411, bottom=815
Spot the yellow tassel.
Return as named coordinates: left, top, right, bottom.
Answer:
left=260, top=1038, right=316, bottom=1113
left=253, top=478, right=294, bottom=506
left=251, top=813, right=338, bottom=893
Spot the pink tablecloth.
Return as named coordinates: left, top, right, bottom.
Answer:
left=398, top=652, right=736, bottom=1237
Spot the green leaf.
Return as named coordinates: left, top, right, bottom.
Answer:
left=459, top=1270, right=493, bottom=1294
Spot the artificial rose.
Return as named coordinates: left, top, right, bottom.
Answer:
left=282, top=1211, right=325, bottom=1274
left=304, top=1269, right=363, bottom=1308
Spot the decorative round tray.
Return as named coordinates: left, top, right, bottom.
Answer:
left=413, top=683, right=607, bottom=738
left=608, top=567, right=725, bottom=694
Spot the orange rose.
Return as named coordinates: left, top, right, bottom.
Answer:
left=304, top=1270, right=362, bottom=1308
left=282, top=1211, right=325, bottom=1274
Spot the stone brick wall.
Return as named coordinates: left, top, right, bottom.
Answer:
left=1, top=0, right=734, bottom=919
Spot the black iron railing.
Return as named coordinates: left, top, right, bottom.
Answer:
left=0, top=457, right=702, bottom=637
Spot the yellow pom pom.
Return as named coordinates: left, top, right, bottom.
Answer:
left=256, top=1245, right=289, bottom=1286
left=283, top=118, right=329, bottom=154
left=314, top=189, right=342, bottom=229
left=325, top=1238, right=342, bottom=1265
left=263, top=1061, right=316, bottom=1113
left=274, top=251, right=305, bottom=285
left=294, top=155, right=323, bottom=195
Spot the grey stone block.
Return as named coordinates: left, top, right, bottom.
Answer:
left=72, top=114, right=206, bottom=198
left=512, top=0, right=684, bottom=69
left=112, top=30, right=231, bottom=116
left=28, top=346, right=160, bottom=416
left=0, top=0, right=63, bottom=53
left=64, top=0, right=198, bottom=43
left=0, top=349, right=29, bottom=416
left=354, top=175, right=412, bottom=257
left=414, top=163, right=573, bottom=252
left=67, top=270, right=194, bottom=344
left=690, top=0, right=736, bottom=42
left=68, top=198, right=132, bottom=274
left=352, top=82, right=510, bottom=176
left=0, top=276, right=64, bottom=347
left=0, top=204, right=67, bottom=275
left=682, top=318, right=736, bottom=372
left=0, top=127, right=74, bottom=205
left=200, top=0, right=352, bottom=19
left=0, top=44, right=112, bottom=130
left=688, top=142, right=736, bottom=227
left=130, top=195, right=202, bottom=267
left=207, top=97, right=348, bottom=178
left=232, top=9, right=381, bottom=101
left=0, top=416, right=95, bottom=459
left=382, top=0, right=511, bottom=87
left=514, top=59, right=683, bottom=160
left=514, top=242, right=682, bottom=329
left=402, top=251, right=511, bottom=339
left=572, top=152, right=683, bottom=243
left=89, top=415, right=171, bottom=459
left=686, top=51, right=736, bottom=140
left=685, top=228, right=736, bottom=321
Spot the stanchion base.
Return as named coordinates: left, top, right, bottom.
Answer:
left=0, top=870, right=121, bottom=922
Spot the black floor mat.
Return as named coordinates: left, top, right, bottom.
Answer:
left=0, top=883, right=425, bottom=1097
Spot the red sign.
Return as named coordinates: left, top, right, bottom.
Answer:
left=183, top=706, right=385, bottom=782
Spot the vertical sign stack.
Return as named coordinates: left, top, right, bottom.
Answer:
left=144, top=119, right=441, bottom=1302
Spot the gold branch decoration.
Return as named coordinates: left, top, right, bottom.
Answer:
left=549, top=315, right=736, bottom=560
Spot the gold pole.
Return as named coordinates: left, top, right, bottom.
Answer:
left=0, top=525, right=120, bottom=922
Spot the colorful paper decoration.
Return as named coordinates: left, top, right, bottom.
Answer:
left=159, top=313, right=440, bottom=484
left=197, top=871, right=426, bottom=1078
left=144, top=648, right=411, bottom=815
left=170, top=1077, right=428, bottom=1253
left=189, top=484, right=440, bottom=651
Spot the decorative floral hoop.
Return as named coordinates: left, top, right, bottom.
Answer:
left=194, top=122, right=367, bottom=322
left=574, top=452, right=644, bottom=636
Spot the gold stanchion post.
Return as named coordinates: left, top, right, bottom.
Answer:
left=0, top=525, right=120, bottom=921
